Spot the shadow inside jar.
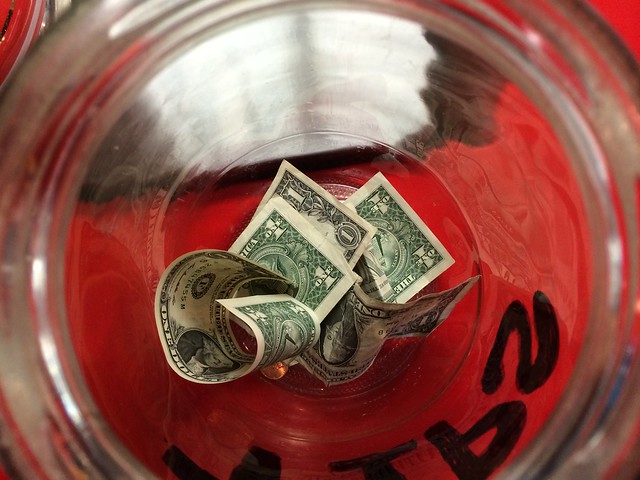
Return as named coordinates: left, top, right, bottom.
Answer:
left=403, top=31, right=506, bottom=156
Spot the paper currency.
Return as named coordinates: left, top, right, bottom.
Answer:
left=298, top=276, right=479, bottom=385
left=230, top=196, right=355, bottom=319
left=387, top=278, right=478, bottom=338
left=256, top=160, right=377, bottom=267
left=154, top=250, right=297, bottom=383
left=155, top=164, right=478, bottom=386
left=345, top=172, right=454, bottom=303
left=353, top=243, right=395, bottom=302
left=217, top=294, right=320, bottom=371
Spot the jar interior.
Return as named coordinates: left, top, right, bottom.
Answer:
left=61, top=6, right=594, bottom=479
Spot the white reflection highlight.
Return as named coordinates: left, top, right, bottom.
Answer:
left=31, top=256, right=45, bottom=291
left=39, top=332, right=83, bottom=428
left=139, top=10, right=435, bottom=166
left=33, top=256, right=84, bottom=428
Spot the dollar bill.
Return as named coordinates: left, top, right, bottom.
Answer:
left=298, top=276, right=479, bottom=385
left=154, top=249, right=295, bottom=383
left=230, top=196, right=355, bottom=319
left=345, top=172, right=454, bottom=303
left=387, top=277, right=478, bottom=338
left=353, top=243, right=395, bottom=302
left=256, top=160, right=377, bottom=267
left=217, top=294, right=320, bottom=371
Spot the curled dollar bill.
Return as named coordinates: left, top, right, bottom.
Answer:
left=298, top=276, right=479, bottom=385
left=155, top=249, right=308, bottom=384
left=217, top=295, right=320, bottom=372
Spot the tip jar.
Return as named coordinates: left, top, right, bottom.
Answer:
left=0, top=1, right=639, bottom=479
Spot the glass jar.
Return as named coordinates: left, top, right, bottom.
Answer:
left=0, top=0, right=72, bottom=87
left=0, top=1, right=639, bottom=478
left=0, top=0, right=43, bottom=86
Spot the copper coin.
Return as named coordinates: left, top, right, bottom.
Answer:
left=261, top=361, right=288, bottom=380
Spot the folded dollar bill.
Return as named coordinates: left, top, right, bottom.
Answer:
left=256, top=160, right=377, bottom=267
left=346, top=172, right=455, bottom=303
left=230, top=196, right=356, bottom=320
left=353, top=242, right=395, bottom=302
left=298, top=276, right=479, bottom=385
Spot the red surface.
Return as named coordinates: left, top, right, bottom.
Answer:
left=0, top=0, right=43, bottom=86
left=591, top=0, right=640, bottom=60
